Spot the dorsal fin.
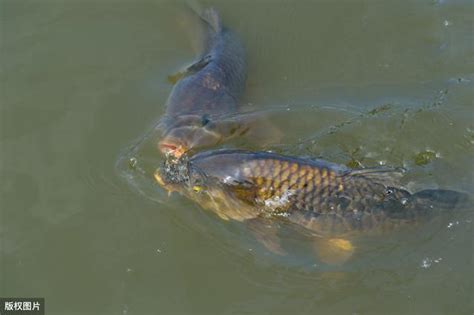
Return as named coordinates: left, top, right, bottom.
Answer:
left=347, top=167, right=405, bottom=188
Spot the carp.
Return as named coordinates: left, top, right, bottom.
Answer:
left=155, top=149, right=469, bottom=264
left=158, top=7, right=247, bottom=158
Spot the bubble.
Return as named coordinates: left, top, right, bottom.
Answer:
left=128, top=157, right=138, bottom=169
left=447, top=221, right=459, bottom=229
left=421, top=258, right=432, bottom=269
left=421, top=257, right=443, bottom=269
left=414, top=150, right=437, bottom=166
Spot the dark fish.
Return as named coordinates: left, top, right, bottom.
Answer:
left=155, top=149, right=469, bottom=263
left=157, top=149, right=466, bottom=225
left=158, top=7, right=247, bottom=158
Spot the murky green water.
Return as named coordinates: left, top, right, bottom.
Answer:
left=1, top=1, right=473, bottom=314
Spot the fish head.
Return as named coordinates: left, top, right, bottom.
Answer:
left=154, top=151, right=258, bottom=221
left=154, top=156, right=196, bottom=191
left=158, top=114, right=222, bottom=158
left=158, top=114, right=246, bottom=158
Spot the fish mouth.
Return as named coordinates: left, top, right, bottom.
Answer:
left=154, top=168, right=179, bottom=194
left=158, top=140, right=187, bottom=158
left=154, top=154, right=192, bottom=192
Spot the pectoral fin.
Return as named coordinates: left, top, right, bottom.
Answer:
left=314, top=237, right=355, bottom=265
left=208, top=113, right=282, bottom=147
left=167, top=55, right=212, bottom=84
left=167, top=71, right=187, bottom=85
left=246, top=218, right=285, bottom=255
left=208, top=118, right=251, bottom=139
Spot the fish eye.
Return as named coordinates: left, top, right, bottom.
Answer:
left=192, top=185, right=203, bottom=193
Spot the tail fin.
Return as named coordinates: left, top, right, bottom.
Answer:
left=184, top=0, right=222, bottom=54
left=347, top=168, right=471, bottom=213
left=186, top=0, right=222, bottom=33
left=412, top=189, right=470, bottom=211
left=200, top=7, right=222, bottom=33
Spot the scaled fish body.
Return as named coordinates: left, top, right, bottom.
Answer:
left=156, top=149, right=468, bottom=238
left=158, top=7, right=247, bottom=158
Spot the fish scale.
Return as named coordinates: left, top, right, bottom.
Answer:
left=190, top=151, right=419, bottom=233
left=244, top=158, right=349, bottom=214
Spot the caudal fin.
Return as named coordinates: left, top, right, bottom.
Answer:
left=347, top=167, right=471, bottom=214
left=186, top=0, right=222, bottom=33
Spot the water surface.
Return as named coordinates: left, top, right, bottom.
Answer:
left=1, top=0, right=473, bottom=314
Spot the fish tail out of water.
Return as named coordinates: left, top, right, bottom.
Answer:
left=411, top=189, right=470, bottom=211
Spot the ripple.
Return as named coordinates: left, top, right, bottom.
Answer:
left=115, top=82, right=474, bottom=277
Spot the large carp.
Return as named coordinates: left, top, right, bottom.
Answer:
left=158, top=7, right=247, bottom=158
left=155, top=149, right=469, bottom=264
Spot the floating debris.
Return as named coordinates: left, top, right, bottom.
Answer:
left=414, top=150, right=437, bottom=166
left=346, top=159, right=363, bottom=169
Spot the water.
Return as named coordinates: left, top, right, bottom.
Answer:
left=1, top=0, right=473, bottom=314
